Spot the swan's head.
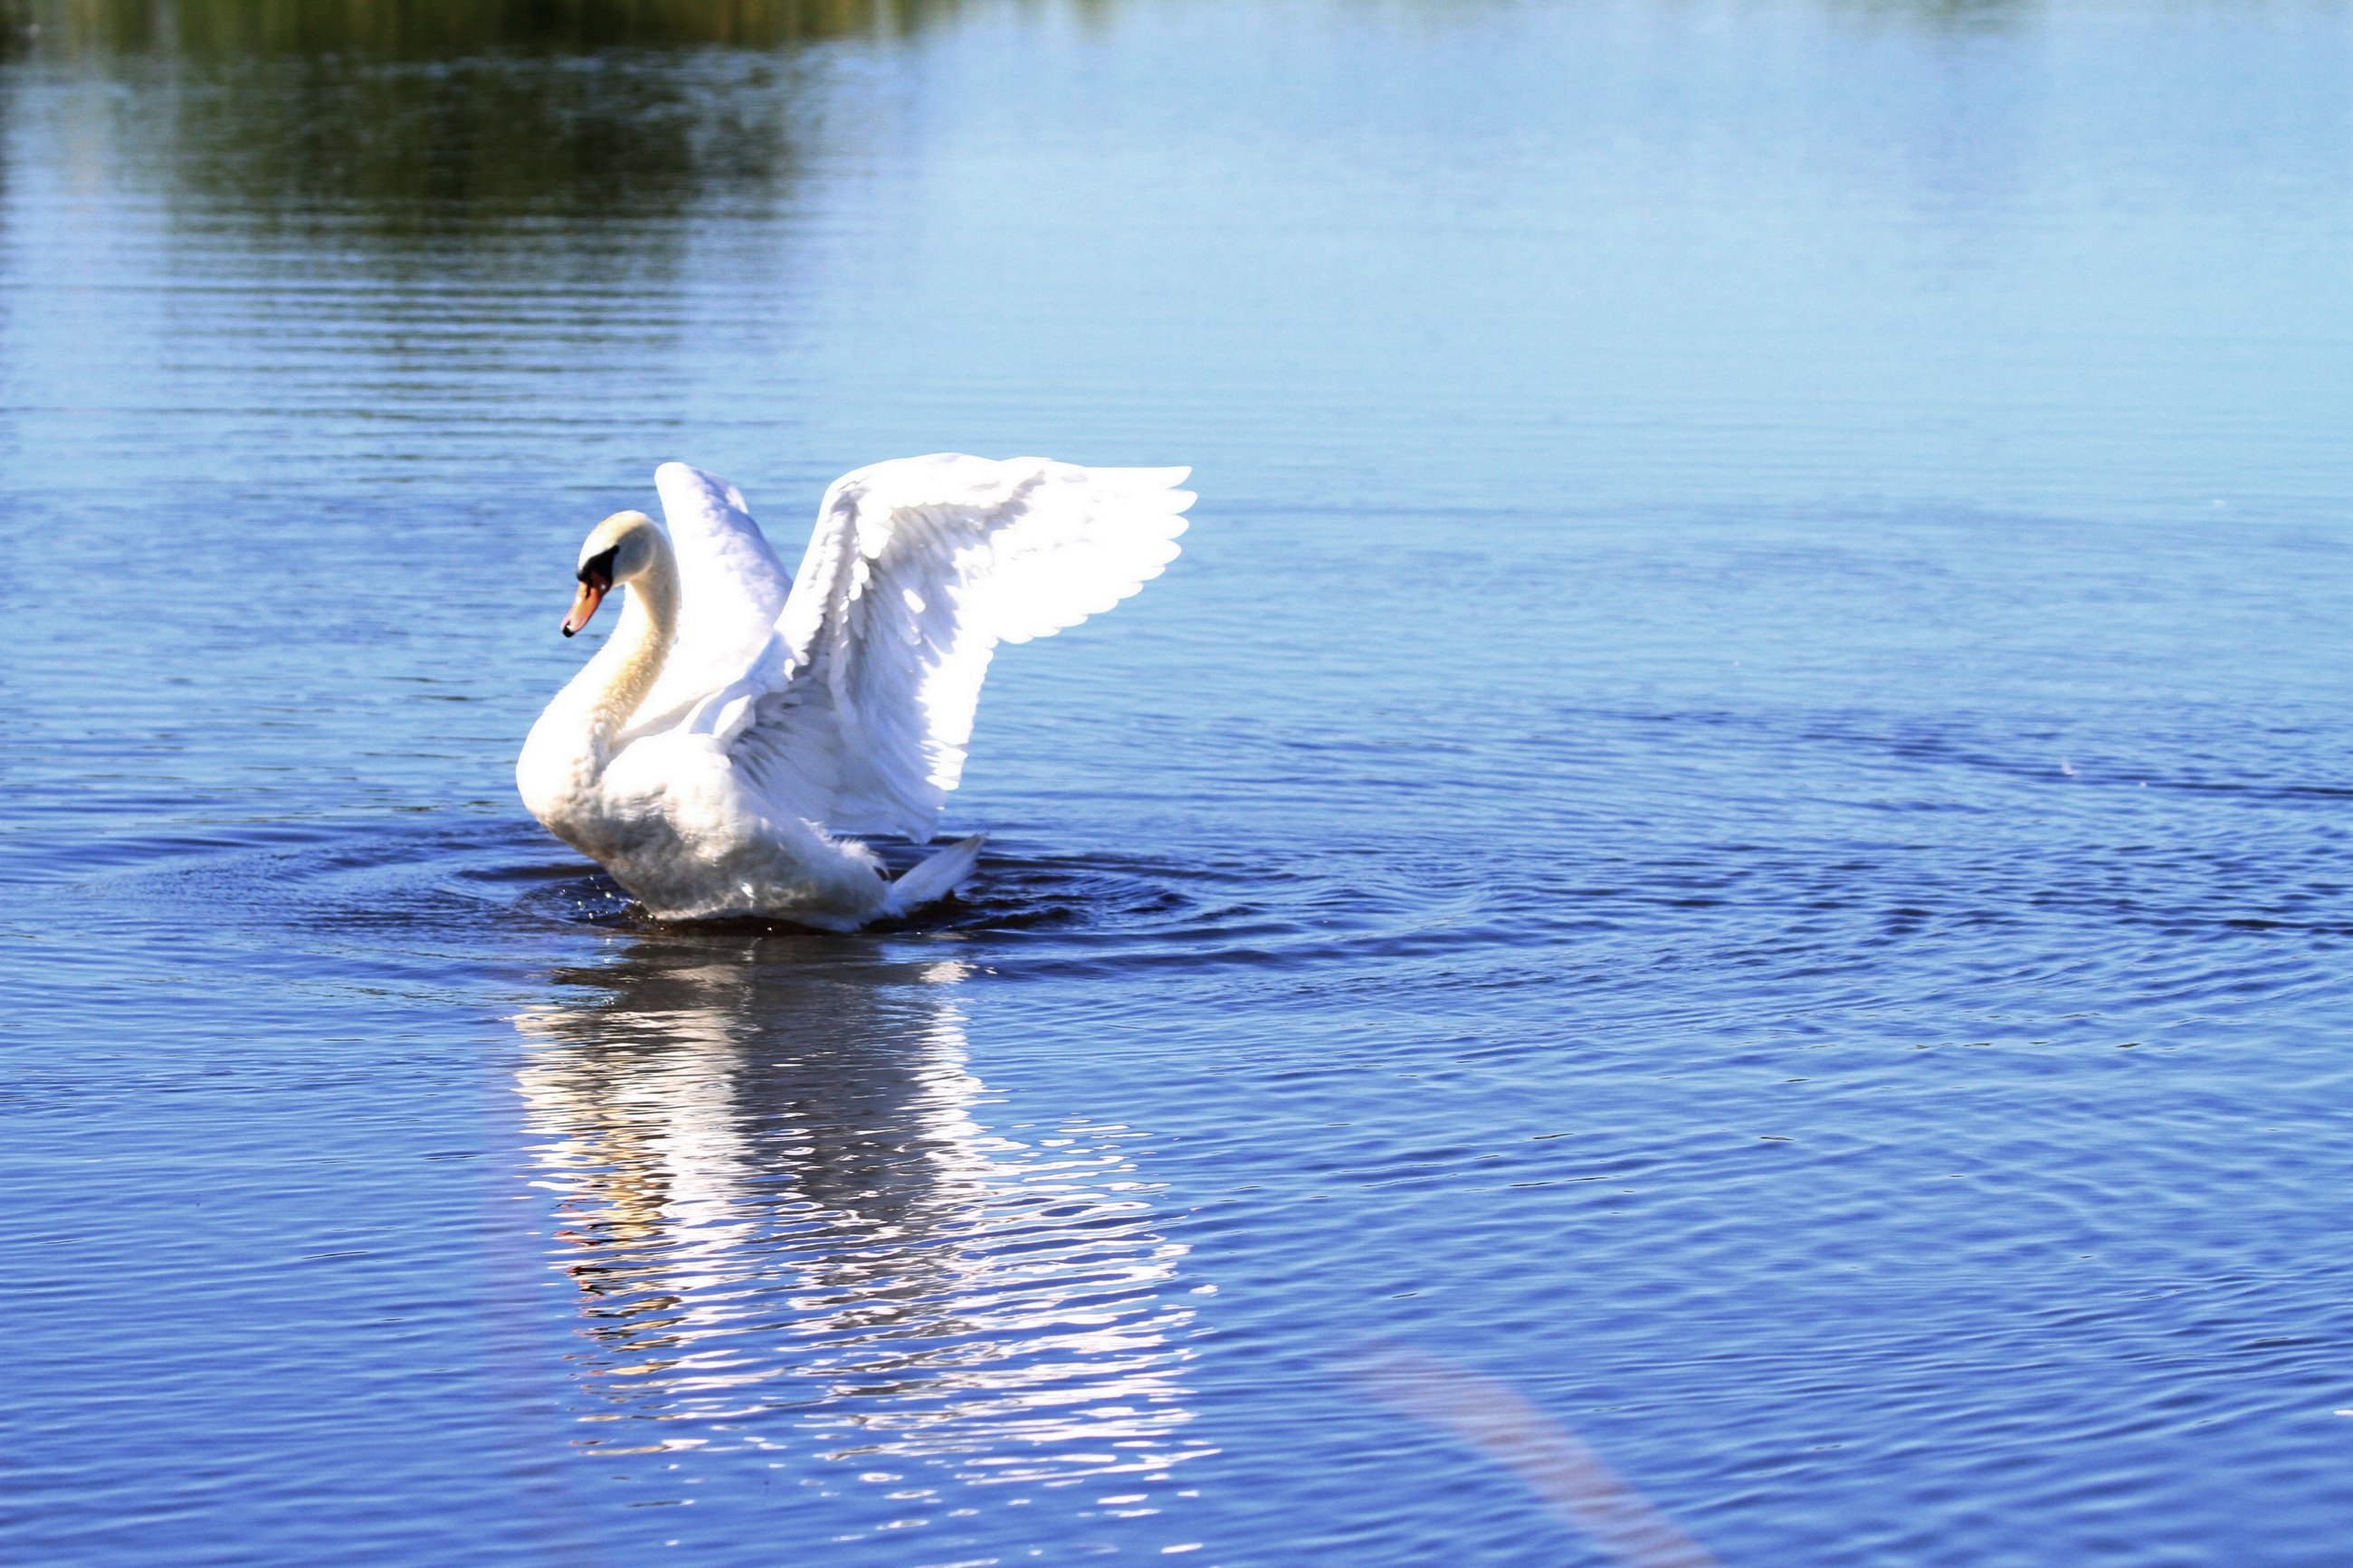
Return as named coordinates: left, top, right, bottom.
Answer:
left=561, top=510, right=662, bottom=638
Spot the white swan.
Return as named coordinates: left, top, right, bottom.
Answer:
left=517, top=456, right=1193, bottom=929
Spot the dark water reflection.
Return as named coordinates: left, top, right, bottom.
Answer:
left=30, top=20, right=872, bottom=257
left=153, top=56, right=810, bottom=248
left=515, top=936, right=1207, bottom=1492
left=16, top=0, right=944, bottom=57
left=1834, top=0, right=2032, bottom=32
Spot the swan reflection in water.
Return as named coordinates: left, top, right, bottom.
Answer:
left=511, top=933, right=1208, bottom=1495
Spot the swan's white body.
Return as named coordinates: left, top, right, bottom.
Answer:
left=518, top=456, right=1193, bottom=929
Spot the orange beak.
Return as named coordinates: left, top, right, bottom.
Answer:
left=561, top=580, right=606, bottom=637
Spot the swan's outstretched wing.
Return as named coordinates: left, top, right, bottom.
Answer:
left=715, top=454, right=1192, bottom=841
left=641, top=462, right=794, bottom=718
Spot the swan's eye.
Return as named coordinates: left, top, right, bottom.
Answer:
left=576, top=546, right=619, bottom=589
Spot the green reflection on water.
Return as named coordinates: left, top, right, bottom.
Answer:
left=152, top=53, right=816, bottom=248
left=11, top=0, right=975, bottom=258
left=17, top=0, right=948, bottom=57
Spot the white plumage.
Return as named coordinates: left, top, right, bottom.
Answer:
left=517, top=456, right=1193, bottom=928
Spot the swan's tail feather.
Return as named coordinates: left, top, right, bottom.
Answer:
left=883, top=833, right=987, bottom=917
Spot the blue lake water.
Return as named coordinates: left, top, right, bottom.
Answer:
left=5, top=1, right=2352, bottom=1563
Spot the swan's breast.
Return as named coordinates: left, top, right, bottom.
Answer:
left=516, top=710, right=593, bottom=836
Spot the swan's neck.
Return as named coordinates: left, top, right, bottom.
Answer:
left=570, top=548, right=680, bottom=765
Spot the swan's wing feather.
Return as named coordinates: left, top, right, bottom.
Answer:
left=724, top=454, right=1192, bottom=841
left=640, top=462, right=794, bottom=720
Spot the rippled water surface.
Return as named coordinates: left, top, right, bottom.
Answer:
left=7, top=2, right=2353, bottom=1563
